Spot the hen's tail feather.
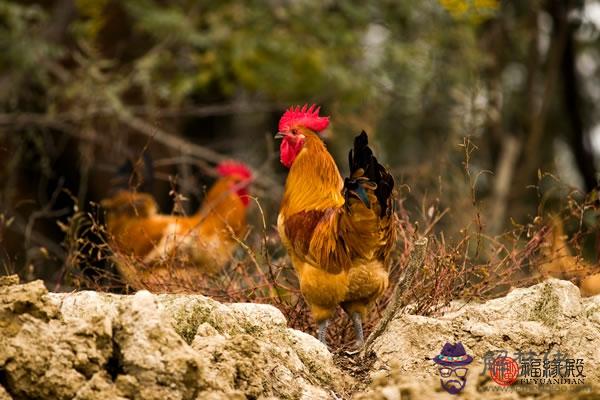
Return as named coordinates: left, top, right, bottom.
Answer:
left=344, top=131, right=394, bottom=217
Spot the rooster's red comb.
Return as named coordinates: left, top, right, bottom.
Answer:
left=278, top=104, right=330, bottom=133
left=216, top=161, right=253, bottom=180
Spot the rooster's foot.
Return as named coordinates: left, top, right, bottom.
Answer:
left=351, top=312, right=364, bottom=348
left=317, top=319, right=330, bottom=348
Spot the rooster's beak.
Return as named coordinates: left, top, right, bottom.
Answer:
left=274, top=132, right=286, bottom=139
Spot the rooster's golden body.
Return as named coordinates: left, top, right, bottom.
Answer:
left=276, top=105, right=397, bottom=346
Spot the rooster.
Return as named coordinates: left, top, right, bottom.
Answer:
left=101, top=160, right=253, bottom=291
left=276, top=105, right=397, bottom=347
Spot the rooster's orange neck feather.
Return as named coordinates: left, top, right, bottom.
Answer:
left=281, top=132, right=344, bottom=216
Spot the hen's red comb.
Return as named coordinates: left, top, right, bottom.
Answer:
left=278, top=104, right=330, bottom=133
left=216, top=161, right=253, bottom=180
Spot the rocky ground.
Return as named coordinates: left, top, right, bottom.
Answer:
left=0, top=275, right=598, bottom=399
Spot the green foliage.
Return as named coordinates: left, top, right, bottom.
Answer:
left=0, top=3, right=63, bottom=106
left=438, top=0, right=499, bottom=24
left=0, top=0, right=495, bottom=123
left=119, top=0, right=374, bottom=102
left=73, top=0, right=110, bottom=40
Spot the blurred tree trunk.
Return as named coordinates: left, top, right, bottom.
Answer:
left=484, top=2, right=539, bottom=233
left=520, top=0, right=568, bottom=180
left=517, top=0, right=596, bottom=193
left=490, top=135, right=521, bottom=235
left=559, top=4, right=598, bottom=192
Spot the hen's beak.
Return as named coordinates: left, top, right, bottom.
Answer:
left=274, top=132, right=286, bottom=139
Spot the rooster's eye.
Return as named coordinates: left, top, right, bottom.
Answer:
left=291, top=129, right=298, bottom=135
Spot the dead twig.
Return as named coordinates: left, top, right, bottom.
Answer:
left=363, top=237, right=428, bottom=352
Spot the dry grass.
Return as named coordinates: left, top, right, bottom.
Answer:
left=49, top=137, right=598, bottom=349
left=56, top=181, right=598, bottom=350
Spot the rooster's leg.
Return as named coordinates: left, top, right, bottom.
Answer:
left=317, top=319, right=329, bottom=346
left=351, top=312, right=364, bottom=347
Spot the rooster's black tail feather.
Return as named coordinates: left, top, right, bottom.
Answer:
left=344, top=131, right=394, bottom=217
